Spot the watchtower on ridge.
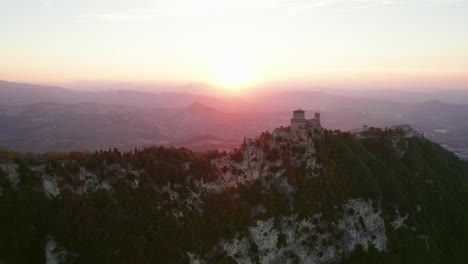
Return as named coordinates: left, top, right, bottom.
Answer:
left=290, top=109, right=321, bottom=132
left=291, top=109, right=306, bottom=132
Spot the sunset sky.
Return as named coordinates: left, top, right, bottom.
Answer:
left=1, top=0, right=467, bottom=91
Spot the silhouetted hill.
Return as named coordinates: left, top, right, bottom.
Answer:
left=0, top=124, right=466, bottom=263
left=327, top=88, right=468, bottom=105
left=0, top=80, right=72, bottom=105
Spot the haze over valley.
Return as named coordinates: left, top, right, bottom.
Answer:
left=1, top=80, right=468, bottom=159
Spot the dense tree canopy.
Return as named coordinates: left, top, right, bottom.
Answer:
left=0, top=129, right=467, bottom=263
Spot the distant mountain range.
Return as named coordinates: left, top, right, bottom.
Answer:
left=1, top=80, right=468, bottom=159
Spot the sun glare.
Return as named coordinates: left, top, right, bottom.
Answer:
left=207, top=48, right=259, bottom=92
left=214, top=62, right=252, bottom=90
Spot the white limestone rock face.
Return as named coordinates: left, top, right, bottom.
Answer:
left=286, top=123, right=322, bottom=177
left=223, top=236, right=253, bottom=263
left=187, top=252, right=204, bottom=264
left=154, top=182, right=205, bottom=217
left=249, top=219, right=280, bottom=263
left=45, top=238, right=60, bottom=264
left=216, top=199, right=387, bottom=264
left=0, top=163, right=20, bottom=188
left=43, top=175, right=60, bottom=197
left=339, top=199, right=387, bottom=252
left=38, top=162, right=142, bottom=196
left=211, top=142, right=269, bottom=187
left=74, top=167, right=111, bottom=194
left=391, top=208, right=408, bottom=230
left=212, top=123, right=322, bottom=188
left=30, top=164, right=45, bottom=173
left=45, top=237, right=69, bottom=264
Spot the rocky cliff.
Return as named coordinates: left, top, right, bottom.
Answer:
left=0, top=122, right=467, bottom=263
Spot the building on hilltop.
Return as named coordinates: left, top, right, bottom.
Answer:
left=263, top=109, right=323, bottom=143
left=290, top=109, right=321, bottom=133
left=290, top=109, right=306, bottom=132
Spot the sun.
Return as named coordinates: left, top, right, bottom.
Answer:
left=208, top=49, right=258, bottom=92
left=214, top=61, right=252, bottom=90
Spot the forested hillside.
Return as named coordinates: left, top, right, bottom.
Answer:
left=0, top=127, right=467, bottom=263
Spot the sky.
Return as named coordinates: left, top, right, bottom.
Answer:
left=1, top=0, right=468, bottom=91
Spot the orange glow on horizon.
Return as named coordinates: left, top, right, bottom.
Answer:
left=1, top=0, right=467, bottom=91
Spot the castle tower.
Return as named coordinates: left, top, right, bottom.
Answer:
left=293, top=109, right=305, bottom=120
left=291, top=109, right=306, bottom=132
left=314, top=112, right=320, bottom=124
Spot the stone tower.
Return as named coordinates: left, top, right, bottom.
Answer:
left=314, top=112, right=320, bottom=124
left=291, top=109, right=306, bottom=132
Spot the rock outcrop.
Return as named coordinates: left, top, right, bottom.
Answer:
left=2, top=111, right=454, bottom=264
